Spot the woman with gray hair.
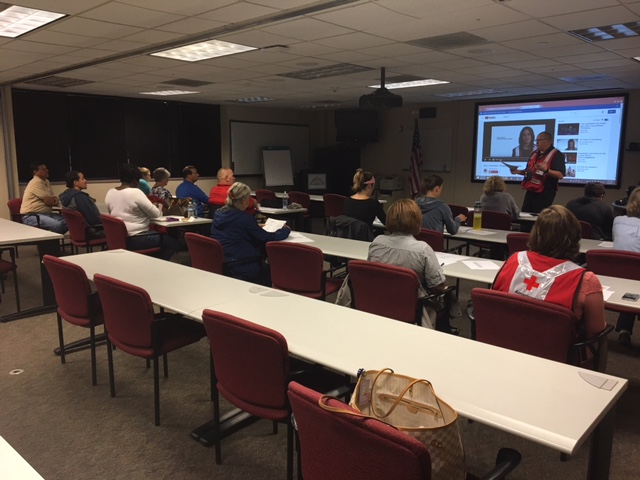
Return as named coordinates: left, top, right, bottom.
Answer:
left=211, top=182, right=290, bottom=283
left=150, top=167, right=172, bottom=201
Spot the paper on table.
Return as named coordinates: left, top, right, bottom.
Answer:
left=462, top=260, right=501, bottom=270
left=598, top=241, right=613, bottom=248
left=601, top=286, right=614, bottom=301
left=282, top=232, right=314, bottom=243
left=263, top=218, right=287, bottom=232
left=436, top=252, right=463, bottom=266
left=461, top=228, right=495, bottom=236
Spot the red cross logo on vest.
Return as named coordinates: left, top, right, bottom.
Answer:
left=523, top=275, right=540, bottom=291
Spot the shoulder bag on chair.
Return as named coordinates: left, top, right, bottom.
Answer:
left=349, top=368, right=466, bottom=480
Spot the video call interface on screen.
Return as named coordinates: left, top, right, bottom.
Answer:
left=473, top=95, right=627, bottom=186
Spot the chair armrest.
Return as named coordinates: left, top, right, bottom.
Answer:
left=479, top=447, right=522, bottom=480
left=573, top=324, right=614, bottom=350
left=573, top=324, right=614, bottom=371
left=420, top=284, right=458, bottom=303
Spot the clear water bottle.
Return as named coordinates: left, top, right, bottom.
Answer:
left=282, top=191, right=289, bottom=209
left=473, top=200, right=482, bottom=230
left=186, top=200, right=196, bottom=219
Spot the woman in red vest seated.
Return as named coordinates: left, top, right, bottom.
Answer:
left=492, top=205, right=606, bottom=340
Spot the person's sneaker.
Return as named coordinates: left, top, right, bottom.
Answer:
left=618, top=331, right=631, bottom=346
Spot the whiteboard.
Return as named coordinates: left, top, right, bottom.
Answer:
left=262, top=148, right=294, bottom=187
left=230, top=121, right=310, bottom=175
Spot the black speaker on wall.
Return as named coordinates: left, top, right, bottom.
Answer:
left=419, top=107, right=437, bottom=119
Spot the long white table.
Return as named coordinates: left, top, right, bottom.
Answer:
left=0, top=436, right=44, bottom=480
left=0, top=218, right=63, bottom=322
left=64, top=249, right=626, bottom=479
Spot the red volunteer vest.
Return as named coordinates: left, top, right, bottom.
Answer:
left=521, top=148, right=558, bottom=193
left=492, top=251, right=585, bottom=310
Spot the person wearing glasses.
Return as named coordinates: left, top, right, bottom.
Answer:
left=510, top=131, right=565, bottom=214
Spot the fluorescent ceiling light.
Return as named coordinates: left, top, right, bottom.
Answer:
left=369, top=79, right=449, bottom=89
left=140, top=90, right=200, bottom=96
left=569, top=22, right=640, bottom=42
left=230, top=97, right=275, bottom=103
left=634, top=57, right=640, bottom=63
left=151, top=39, right=256, bottom=62
left=435, top=89, right=503, bottom=98
left=0, top=5, right=65, bottom=38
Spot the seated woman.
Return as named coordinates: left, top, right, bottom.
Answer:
left=343, top=169, right=386, bottom=230
left=612, top=187, right=640, bottom=344
left=138, top=167, right=152, bottom=195
left=105, top=164, right=178, bottom=261
left=492, top=205, right=607, bottom=344
left=211, top=182, right=290, bottom=284
left=415, top=175, right=466, bottom=234
left=368, top=199, right=456, bottom=333
left=150, top=167, right=173, bottom=202
left=480, top=175, right=520, bottom=221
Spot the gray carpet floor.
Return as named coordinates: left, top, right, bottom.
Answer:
left=1, top=235, right=639, bottom=479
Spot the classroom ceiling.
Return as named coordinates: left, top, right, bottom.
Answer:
left=1, top=0, right=639, bottom=109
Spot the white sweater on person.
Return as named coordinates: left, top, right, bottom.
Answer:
left=105, top=187, right=161, bottom=236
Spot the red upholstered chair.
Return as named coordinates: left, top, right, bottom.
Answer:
left=288, top=191, right=312, bottom=231
left=506, top=232, right=530, bottom=256
left=99, top=214, right=162, bottom=256
left=471, top=288, right=612, bottom=371
left=185, top=232, right=224, bottom=275
left=61, top=209, right=107, bottom=254
left=266, top=241, right=342, bottom=300
left=415, top=228, right=444, bottom=252
left=93, top=273, right=205, bottom=426
left=448, top=203, right=470, bottom=226
left=0, top=247, right=19, bottom=311
left=579, top=221, right=593, bottom=239
left=323, top=193, right=346, bottom=219
left=8, top=198, right=37, bottom=226
left=469, top=210, right=513, bottom=258
left=586, top=250, right=640, bottom=313
left=288, top=382, right=522, bottom=480
left=255, top=189, right=277, bottom=205
left=43, top=255, right=103, bottom=386
left=348, top=260, right=422, bottom=324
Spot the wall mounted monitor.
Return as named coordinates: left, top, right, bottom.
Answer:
left=472, top=94, right=627, bottom=187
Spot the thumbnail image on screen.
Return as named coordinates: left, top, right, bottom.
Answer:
left=472, top=95, right=627, bottom=187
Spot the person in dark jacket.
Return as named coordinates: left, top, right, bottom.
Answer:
left=565, top=182, right=614, bottom=240
left=414, top=175, right=466, bottom=234
left=59, top=170, right=105, bottom=238
left=211, top=182, right=290, bottom=284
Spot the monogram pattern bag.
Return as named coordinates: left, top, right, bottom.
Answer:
left=349, top=368, right=466, bottom=480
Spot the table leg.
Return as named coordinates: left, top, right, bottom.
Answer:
left=191, top=409, right=260, bottom=447
left=587, top=404, right=616, bottom=480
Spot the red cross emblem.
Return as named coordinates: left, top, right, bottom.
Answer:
left=523, top=275, right=540, bottom=291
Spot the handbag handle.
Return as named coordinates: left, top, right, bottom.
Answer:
left=317, top=395, right=401, bottom=431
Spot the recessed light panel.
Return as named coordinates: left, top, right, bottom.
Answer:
left=0, top=5, right=65, bottom=38
left=151, top=39, right=256, bottom=62
left=230, top=97, right=275, bottom=103
left=435, top=89, right=503, bottom=98
left=569, top=22, right=640, bottom=42
left=140, top=90, right=200, bottom=96
left=369, top=79, right=449, bottom=89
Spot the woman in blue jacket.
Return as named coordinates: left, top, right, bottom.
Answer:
left=211, top=182, right=290, bottom=284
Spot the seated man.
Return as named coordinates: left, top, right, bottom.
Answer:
left=176, top=165, right=209, bottom=217
left=59, top=170, right=105, bottom=238
left=209, top=167, right=256, bottom=214
left=20, top=162, right=67, bottom=234
left=565, top=182, right=614, bottom=240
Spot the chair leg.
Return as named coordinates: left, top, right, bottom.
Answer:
left=295, top=428, right=302, bottom=480
left=212, top=379, right=222, bottom=464
left=163, top=353, right=168, bottom=378
left=209, top=352, right=215, bottom=402
left=107, top=337, right=116, bottom=398
left=9, top=248, right=19, bottom=311
left=57, top=313, right=66, bottom=365
left=146, top=359, right=150, bottom=369
left=273, top=421, right=278, bottom=434
left=153, top=356, right=161, bottom=426
left=286, top=422, right=294, bottom=480
left=89, top=324, right=97, bottom=386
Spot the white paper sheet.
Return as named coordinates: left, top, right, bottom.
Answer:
left=598, top=241, right=614, bottom=248
left=262, top=218, right=287, bottom=232
left=462, top=260, right=501, bottom=270
left=435, top=252, right=463, bottom=266
left=281, top=232, right=315, bottom=243
left=460, top=228, right=495, bottom=236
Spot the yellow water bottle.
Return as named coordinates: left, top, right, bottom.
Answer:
left=473, top=201, right=482, bottom=230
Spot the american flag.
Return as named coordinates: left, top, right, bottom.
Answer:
left=408, top=119, right=422, bottom=198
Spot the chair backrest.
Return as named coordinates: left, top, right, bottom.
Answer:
left=415, top=228, right=444, bottom=252
left=448, top=204, right=469, bottom=226
left=255, top=189, right=277, bottom=205
left=348, top=260, right=420, bottom=324
left=326, top=215, right=373, bottom=242
left=471, top=288, right=576, bottom=364
left=185, top=233, right=224, bottom=275
left=147, top=194, right=167, bottom=208
left=506, top=233, right=530, bottom=255
left=99, top=214, right=128, bottom=250
left=579, top=220, right=593, bottom=239
left=586, top=249, right=640, bottom=281
left=202, top=310, right=290, bottom=416
left=323, top=194, right=346, bottom=218
left=288, top=191, right=311, bottom=209
left=7, top=198, right=23, bottom=223
left=62, top=209, right=89, bottom=243
left=43, top=255, right=95, bottom=320
left=287, top=382, right=431, bottom=480
left=481, top=210, right=513, bottom=231
left=267, top=242, right=325, bottom=298
left=93, top=273, right=156, bottom=351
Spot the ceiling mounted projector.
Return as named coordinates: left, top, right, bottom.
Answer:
left=359, top=67, right=403, bottom=109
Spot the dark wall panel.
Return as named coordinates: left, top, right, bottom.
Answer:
left=125, top=100, right=176, bottom=171
left=177, top=103, right=221, bottom=177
